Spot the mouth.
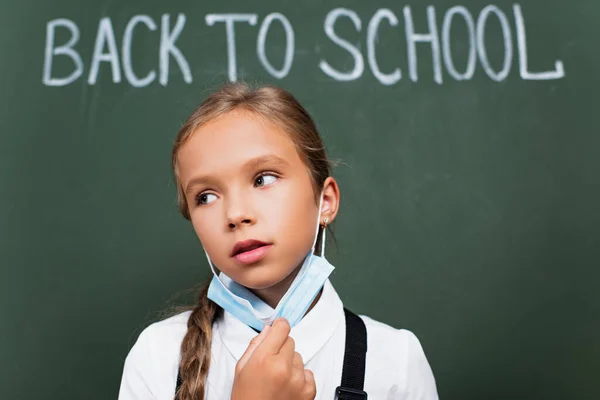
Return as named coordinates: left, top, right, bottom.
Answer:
left=231, top=239, right=272, bottom=265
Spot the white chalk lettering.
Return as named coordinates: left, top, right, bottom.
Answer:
left=257, top=13, right=295, bottom=79
left=476, top=6, right=513, bottom=82
left=513, top=4, right=565, bottom=80
left=88, top=18, right=121, bottom=85
left=122, top=15, right=157, bottom=88
left=367, top=9, right=401, bottom=85
left=319, top=8, right=364, bottom=81
left=40, top=5, right=566, bottom=87
left=404, top=6, right=442, bottom=84
left=442, top=6, right=476, bottom=81
left=43, top=19, right=83, bottom=86
left=206, top=13, right=258, bottom=82
left=160, top=13, right=192, bottom=86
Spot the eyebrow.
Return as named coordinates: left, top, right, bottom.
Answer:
left=184, top=154, right=290, bottom=196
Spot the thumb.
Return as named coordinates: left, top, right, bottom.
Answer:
left=236, top=324, right=271, bottom=372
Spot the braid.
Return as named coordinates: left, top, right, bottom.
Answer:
left=176, top=283, right=222, bottom=400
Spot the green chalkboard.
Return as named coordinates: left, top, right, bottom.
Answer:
left=1, top=0, right=599, bottom=399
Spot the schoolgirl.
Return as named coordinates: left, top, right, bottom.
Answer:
left=118, top=83, right=438, bottom=400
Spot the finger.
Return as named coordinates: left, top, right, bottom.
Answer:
left=257, top=318, right=291, bottom=355
left=292, top=351, right=304, bottom=369
left=304, top=368, right=315, bottom=384
left=304, top=369, right=317, bottom=397
left=237, top=324, right=270, bottom=371
left=279, top=336, right=295, bottom=360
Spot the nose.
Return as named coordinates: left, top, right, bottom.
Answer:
left=224, top=189, right=256, bottom=230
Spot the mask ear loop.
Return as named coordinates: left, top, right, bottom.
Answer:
left=320, top=219, right=328, bottom=259
left=311, top=192, right=325, bottom=253
left=314, top=190, right=329, bottom=260
left=204, top=249, right=217, bottom=275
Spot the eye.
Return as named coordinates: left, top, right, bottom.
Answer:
left=254, top=172, right=278, bottom=187
left=196, top=192, right=217, bottom=205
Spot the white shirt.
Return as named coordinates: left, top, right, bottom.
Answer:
left=118, top=279, right=439, bottom=400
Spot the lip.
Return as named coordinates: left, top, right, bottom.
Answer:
left=231, top=239, right=270, bottom=257
left=233, top=244, right=272, bottom=265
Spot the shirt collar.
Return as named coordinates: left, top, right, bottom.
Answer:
left=215, top=279, right=343, bottom=364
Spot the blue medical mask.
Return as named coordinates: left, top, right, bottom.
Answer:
left=205, top=193, right=334, bottom=332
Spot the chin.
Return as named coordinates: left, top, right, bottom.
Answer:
left=230, top=263, right=294, bottom=290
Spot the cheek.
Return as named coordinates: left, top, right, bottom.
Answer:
left=190, top=213, right=218, bottom=251
left=190, top=219, right=206, bottom=247
left=190, top=210, right=234, bottom=267
left=275, top=187, right=319, bottom=249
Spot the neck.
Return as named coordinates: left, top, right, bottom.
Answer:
left=250, top=263, right=324, bottom=316
left=251, top=265, right=301, bottom=309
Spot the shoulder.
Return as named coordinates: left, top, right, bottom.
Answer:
left=358, top=314, right=439, bottom=399
left=359, top=314, right=423, bottom=352
left=118, top=311, right=192, bottom=399
left=130, top=310, right=192, bottom=364
left=137, top=310, right=192, bottom=344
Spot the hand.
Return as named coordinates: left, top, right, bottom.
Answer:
left=231, top=318, right=317, bottom=400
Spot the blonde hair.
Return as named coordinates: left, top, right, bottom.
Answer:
left=171, top=82, right=334, bottom=400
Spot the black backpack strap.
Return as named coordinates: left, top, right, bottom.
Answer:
left=335, top=307, right=368, bottom=400
left=175, top=310, right=368, bottom=400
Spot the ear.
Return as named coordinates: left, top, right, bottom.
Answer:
left=319, top=177, right=340, bottom=225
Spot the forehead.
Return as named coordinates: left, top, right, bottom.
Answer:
left=177, top=111, right=303, bottom=181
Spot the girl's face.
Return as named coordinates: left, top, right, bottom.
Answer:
left=177, top=110, right=338, bottom=297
